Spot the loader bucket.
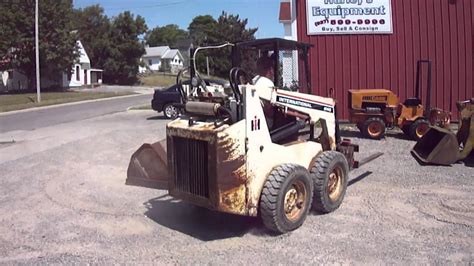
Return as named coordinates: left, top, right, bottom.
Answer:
left=411, top=126, right=460, bottom=166
left=126, top=139, right=169, bottom=189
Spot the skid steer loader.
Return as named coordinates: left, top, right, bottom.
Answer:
left=412, top=98, right=474, bottom=165
left=127, top=38, right=382, bottom=234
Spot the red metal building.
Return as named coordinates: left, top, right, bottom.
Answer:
left=281, top=0, right=473, bottom=119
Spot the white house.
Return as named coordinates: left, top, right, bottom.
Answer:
left=0, top=40, right=102, bottom=92
left=63, top=40, right=103, bottom=88
left=139, top=46, right=185, bottom=74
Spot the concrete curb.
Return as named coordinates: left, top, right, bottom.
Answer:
left=0, top=93, right=150, bottom=117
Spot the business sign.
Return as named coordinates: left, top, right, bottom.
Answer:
left=307, top=0, right=393, bottom=35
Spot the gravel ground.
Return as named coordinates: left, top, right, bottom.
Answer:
left=0, top=110, right=472, bottom=264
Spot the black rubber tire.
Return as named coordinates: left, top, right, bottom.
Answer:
left=409, top=119, right=430, bottom=141
left=310, top=151, right=349, bottom=213
left=401, top=125, right=410, bottom=136
left=163, top=103, right=179, bottom=119
left=260, top=164, right=313, bottom=234
left=362, top=117, right=386, bottom=139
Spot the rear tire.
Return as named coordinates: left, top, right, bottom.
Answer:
left=409, top=119, right=430, bottom=141
left=163, top=103, right=179, bottom=119
left=310, top=151, right=349, bottom=213
left=260, top=164, right=313, bottom=234
left=362, top=117, right=386, bottom=139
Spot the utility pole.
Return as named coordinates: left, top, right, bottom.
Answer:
left=206, top=56, right=209, bottom=76
left=35, top=0, right=41, bottom=102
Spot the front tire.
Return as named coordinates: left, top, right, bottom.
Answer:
left=409, top=119, right=430, bottom=141
left=163, top=103, right=179, bottom=119
left=310, top=151, right=349, bottom=213
left=362, top=117, right=386, bottom=139
left=260, top=164, right=313, bottom=234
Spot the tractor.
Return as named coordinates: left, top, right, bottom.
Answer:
left=348, top=60, right=450, bottom=140
left=126, top=38, right=381, bottom=234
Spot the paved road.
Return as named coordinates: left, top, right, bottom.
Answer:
left=0, top=94, right=151, bottom=133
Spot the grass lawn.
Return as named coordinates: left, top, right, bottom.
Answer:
left=0, top=91, right=135, bottom=112
left=139, top=74, right=176, bottom=87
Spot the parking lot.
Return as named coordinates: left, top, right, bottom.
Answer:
left=0, top=110, right=472, bottom=264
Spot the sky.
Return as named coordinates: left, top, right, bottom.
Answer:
left=73, top=0, right=284, bottom=39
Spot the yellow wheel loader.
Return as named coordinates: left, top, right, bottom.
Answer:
left=412, top=98, right=474, bottom=165
left=127, top=39, right=381, bottom=234
left=348, top=61, right=451, bottom=141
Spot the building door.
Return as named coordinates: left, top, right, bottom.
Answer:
left=84, top=69, right=87, bottom=85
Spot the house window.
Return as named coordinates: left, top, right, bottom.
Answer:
left=148, top=59, right=152, bottom=65
left=76, top=65, right=80, bottom=81
left=8, top=70, right=13, bottom=79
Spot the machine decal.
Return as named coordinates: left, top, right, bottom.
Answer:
left=276, top=95, right=334, bottom=113
left=362, top=95, right=388, bottom=102
left=251, top=116, right=261, bottom=131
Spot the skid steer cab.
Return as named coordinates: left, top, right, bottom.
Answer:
left=127, top=38, right=382, bottom=234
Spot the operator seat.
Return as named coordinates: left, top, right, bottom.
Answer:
left=404, top=98, right=422, bottom=107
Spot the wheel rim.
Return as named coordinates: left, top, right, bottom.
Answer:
left=367, top=121, right=382, bottom=137
left=415, top=123, right=429, bottom=138
left=327, top=166, right=343, bottom=202
left=283, top=179, right=307, bottom=222
left=165, top=105, right=178, bottom=118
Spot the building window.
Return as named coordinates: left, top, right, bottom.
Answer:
left=76, top=65, right=80, bottom=81
left=148, top=59, right=152, bottom=65
left=8, top=70, right=13, bottom=79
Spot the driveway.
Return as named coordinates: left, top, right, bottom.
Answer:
left=0, top=110, right=472, bottom=264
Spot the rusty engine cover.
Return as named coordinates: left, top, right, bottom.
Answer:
left=166, top=120, right=248, bottom=216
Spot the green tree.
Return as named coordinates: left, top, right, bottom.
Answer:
left=103, top=11, right=147, bottom=84
left=189, top=12, right=257, bottom=77
left=145, top=24, right=188, bottom=47
left=72, top=5, right=111, bottom=70
left=0, top=0, right=78, bottom=89
left=188, top=15, right=217, bottom=46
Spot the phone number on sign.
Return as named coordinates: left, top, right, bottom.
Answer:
left=316, top=19, right=386, bottom=27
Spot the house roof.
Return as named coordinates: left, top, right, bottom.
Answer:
left=143, top=46, right=170, bottom=58
left=77, top=40, right=90, bottom=64
left=175, top=39, right=193, bottom=50
left=279, top=2, right=291, bottom=22
left=162, top=49, right=180, bottom=59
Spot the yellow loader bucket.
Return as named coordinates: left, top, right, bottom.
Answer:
left=126, top=139, right=170, bottom=189
left=411, top=126, right=460, bottom=166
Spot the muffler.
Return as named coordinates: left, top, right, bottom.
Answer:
left=411, top=126, right=460, bottom=165
left=126, top=139, right=169, bottom=189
